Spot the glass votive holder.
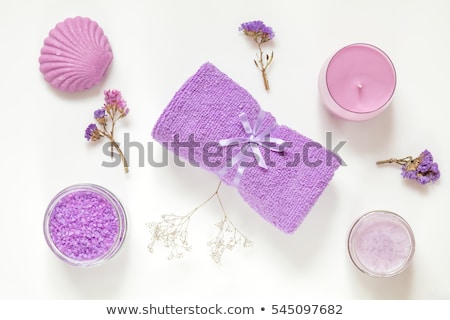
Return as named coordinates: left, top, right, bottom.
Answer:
left=348, top=210, right=415, bottom=277
left=318, top=43, right=396, bottom=121
left=43, top=184, right=127, bottom=267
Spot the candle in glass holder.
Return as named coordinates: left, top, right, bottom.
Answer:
left=318, top=43, right=396, bottom=121
left=348, top=210, right=415, bottom=277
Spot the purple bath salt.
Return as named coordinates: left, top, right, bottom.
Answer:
left=44, top=184, right=126, bottom=266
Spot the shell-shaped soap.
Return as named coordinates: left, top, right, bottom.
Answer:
left=39, top=17, right=113, bottom=92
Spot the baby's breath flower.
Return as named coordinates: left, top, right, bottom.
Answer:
left=147, top=182, right=253, bottom=263
left=239, top=20, right=275, bottom=91
left=147, top=214, right=193, bottom=259
left=85, top=89, right=130, bottom=173
left=208, top=215, right=253, bottom=264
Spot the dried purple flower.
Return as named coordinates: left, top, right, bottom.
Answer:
left=103, top=89, right=129, bottom=119
left=104, top=89, right=127, bottom=109
left=94, top=108, right=106, bottom=119
left=377, top=149, right=440, bottom=185
left=239, top=20, right=274, bottom=91
left=85, top=123, right=100, bottom=141
left=94, top=108, right=107, bottom=125
left=239, top=20, right=275, bottom=43
left=85, top=89, right=130, bottom=173
left=118, top=105, right=129, bottom=118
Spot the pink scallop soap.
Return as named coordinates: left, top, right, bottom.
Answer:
left=39, top=16, right=113, bottom=92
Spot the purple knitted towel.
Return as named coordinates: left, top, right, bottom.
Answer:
left=152, top=63, right=340, bottom=234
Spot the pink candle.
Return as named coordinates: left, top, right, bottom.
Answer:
left=348, top=211, right=415, bottom=277
left=319, top=43, right=396, bottom=121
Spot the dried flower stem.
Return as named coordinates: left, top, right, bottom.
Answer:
left=240, top=20, right=275, bottom=91
left=208, top=182, right=253, bottom=264
left=376, top=150, right=440, bottom=185
left=111, top=140, right=129, bottom=173
left=147, top=182, right=223, bottom=260
left=255, top=44, right=273, bottom=90
left=85, top=89, right=130, bottom=174
left=147, top=181, right=252, bottom=263
left=97, top=125, right=129, bottom=174
left=215, top=185, right=247, bottom=243
left=376, top=156, right=413, bottom=166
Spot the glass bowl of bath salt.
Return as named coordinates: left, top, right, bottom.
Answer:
left=43, top=184, right=127, bottom=267
left=348, top=210, right=415, bottom=277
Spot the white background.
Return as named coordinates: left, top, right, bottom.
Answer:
left=1, top=0, right=449, bottom=300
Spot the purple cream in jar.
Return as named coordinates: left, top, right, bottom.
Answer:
left=43, top=184, right=127, bottom=266
left=348, top=210, right=415, bottom=277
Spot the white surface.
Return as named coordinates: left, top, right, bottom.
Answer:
left=1, top=0, right=449, bottom=300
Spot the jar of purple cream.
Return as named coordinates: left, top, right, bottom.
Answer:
left=43, top=184, right=127, bottom=267
left=347, top=210, right=415, bottom=277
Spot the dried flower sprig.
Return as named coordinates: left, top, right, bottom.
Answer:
left=376, top=149, right=440, bottom=184
left=208, top=215, right=254, bottom=264
left=147, top=181, right=253, bottom=263
left=239, top=20, right=275, bottom=91
left=85, top=89, right=129, bottom=173
left=146, top=213, right=193, bottom=260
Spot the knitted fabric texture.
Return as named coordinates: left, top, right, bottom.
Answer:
left=152, top=62, right=340, bottom=234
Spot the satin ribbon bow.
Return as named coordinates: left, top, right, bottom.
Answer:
left=218, top=110, right=286, bottom=186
